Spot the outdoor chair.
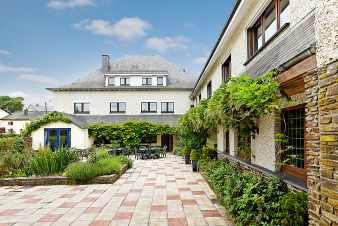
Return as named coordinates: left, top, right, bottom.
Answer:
left=160, top=145, right=167, bottom=158
left=150, top=146, right=161, bottom=159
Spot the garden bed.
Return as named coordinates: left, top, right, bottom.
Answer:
left=0, top=164, right=128, bottom=186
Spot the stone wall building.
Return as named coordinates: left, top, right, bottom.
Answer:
left=190, top=0, right=337, bottom=224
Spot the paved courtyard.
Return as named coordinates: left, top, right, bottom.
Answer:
left=0, top=155, right=233, bottom=226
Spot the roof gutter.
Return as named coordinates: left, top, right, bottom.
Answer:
left=191, top=0, right=242, bottom=97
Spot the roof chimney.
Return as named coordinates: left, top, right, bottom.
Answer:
left=102, top=54, right=110, bottom=73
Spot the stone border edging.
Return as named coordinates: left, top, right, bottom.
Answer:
left=0, top=164, right=129, bottom=186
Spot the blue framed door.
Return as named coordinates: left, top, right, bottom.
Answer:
left=44, top=128, right=71, bottom=150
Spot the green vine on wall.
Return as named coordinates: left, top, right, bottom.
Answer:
left=88, top=121, right=176, bottom=150
left=177, top=70, right=280, bottom=156
left=22, top=112, right=71, bottom=137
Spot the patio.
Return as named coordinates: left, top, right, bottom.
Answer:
left=0, top=154, right=233, bottom=226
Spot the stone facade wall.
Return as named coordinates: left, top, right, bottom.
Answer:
left=307, top=60, right=338, bottom=225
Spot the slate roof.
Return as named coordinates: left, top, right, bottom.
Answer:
left=0, top=111, right=46, bottom=121
left=0, top=111, right=181, bottom=128
left=48, top=55, right=197, bottom=91
left=64, top=114, right=182, bottom=128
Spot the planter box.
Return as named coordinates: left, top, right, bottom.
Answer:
left=0, top=164, right=129, bottom=186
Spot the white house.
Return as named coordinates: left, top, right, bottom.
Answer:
left=0, top=108, right=10, bottom=133
left=31, top=55, right=196, bottom=151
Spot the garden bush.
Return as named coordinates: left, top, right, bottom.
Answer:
left=113, top=155, right=133, bottom=168
left=29, top=147, right=79, bottom=176
left=0, top=149, right=33, bottom=177
left=201, top=145, right=218, bottom=160
left=88, top=148, right=110, bottom=163
left=199, top=159, right=308, bottom=226
left=0, top=136, right=25, bottom=153
left=65, top=157, right=122, bottom=182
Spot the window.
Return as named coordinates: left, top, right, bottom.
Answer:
left=110, top=102, right=126, bottom=113
left=281, top=106, right=305, bottom=179
left=0, top=128, right=5, bottom=134
left=161, top=102, right=174, bottom=113
left=225, top=130, right=230, bottom=154
left=248, top=0, right=289, bottom=58
left=8, top=121, right=13, bottom=126
left=120, top=77, right=130, bottom=86
left=222, top=56, right=231, bottom=83
left=207, top=81, right=212, bottom=98
left=142, top=77, right=152, bottom=86
left=44, top=128, right=71, bottom=150
left=107, top=77, right=115, bottom=86
left=74, top=103, right=90, bottom=114
left=157, top=76, right=164, bottom=86
left=141, top=102, right=157, bottom=113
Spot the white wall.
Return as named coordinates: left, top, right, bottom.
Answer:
left=251, top=113, right=277, bottom=171
left=31, top=122, right=93, bottom=150
left=0, top=120, right=30, bottom=134
left=53, top=90, right=191, bottom=115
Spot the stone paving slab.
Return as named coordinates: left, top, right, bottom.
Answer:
left=0, top=155, right=234, bottom=226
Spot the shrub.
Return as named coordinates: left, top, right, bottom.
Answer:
left=0, top=149, right=33, bottom=177
left=190, top=149, right=200, bottom=161
left=113, top=155, right=133, bottom=168
left=29, top=147, right=79, bottom=176
left=201, top=145, right=218, bottom=160
left=199, top=159, right=308, bottom=226
left=0, top=136, right=25, bottom=153
left=65, top=157, right=122, bottom=182
left=181, top=147, right=191, bottom=156
left=88, top=148, right=110, bottom=163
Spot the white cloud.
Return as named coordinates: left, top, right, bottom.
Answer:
left=146, top=36, right=190, bottom=52
left=48, top=0, right=95, bottom=9
left=194, top=56, right=208, bottom=65
left=0, top=49, right=12, bottom=56
left=8, top=91, right=29, bottom=99
left=0, top=64, right=35, bottom=74
left=17, top=74, right=59, bottom=85
left=74, top=17, right=151, bottom=41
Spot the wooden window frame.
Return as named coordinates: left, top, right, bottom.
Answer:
left=74, top=102, right=90, bottom=114
left=110, top=102, right=126, bottom=113
left=222, top=56, right=231, bottom=83
left=207, top=81, right=212, bottom=99
left=247, top=0, right=289, bottom=59
left=281, top=104, right=307, bottom=181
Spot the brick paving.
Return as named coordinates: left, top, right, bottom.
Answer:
left=0, top=154, right=233, bottom=226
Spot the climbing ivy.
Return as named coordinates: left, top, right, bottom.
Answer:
left=22, top=112, right=71, bottom=137
left=177, top=70, right=280, bottom=156
left=88, top=121, right=176, bottom=150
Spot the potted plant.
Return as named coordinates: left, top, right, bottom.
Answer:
left=190, top=149, right=199, bottom=172
left=182, top=147, right=191, bottom=164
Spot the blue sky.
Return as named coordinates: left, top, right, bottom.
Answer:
left=0, top=0, right=235, bottom=105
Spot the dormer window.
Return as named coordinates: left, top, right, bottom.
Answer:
left=120, top=77, right=130, bottom=86
left=108, top=77, right=115, bottom=86
left=142, top=77, right=152, bottom=86
left=157, top=76, right=164, bottom=86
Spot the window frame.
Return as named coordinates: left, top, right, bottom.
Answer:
left=142, top=77, right=152, bottom=86
left=107, top=77, right=115, bottom=86
left=74, top=102, right=90, bottom=114
left=157, top=76, right=164, bottom=86
left=247, top=0, right=290, bottom=59
left=281, top=104, right=306, bottom=181
left=207, top=81, right=212, bottom=99
left=161, top=102, right=174, bottom=113
left=120, top=77, right=130, bottom=86
left=222, top=56, right=231, bottom=83
left=110, top=102, right=126, bottom=113
left=141, top=102, right=157, bottom=113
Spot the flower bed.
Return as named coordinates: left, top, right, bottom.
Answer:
left=199, top=159, right=308, bottom=226
left=0, top=137, right=132, bottom=186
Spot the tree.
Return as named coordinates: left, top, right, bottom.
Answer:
left=0, top=96, right=24, bottom=113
